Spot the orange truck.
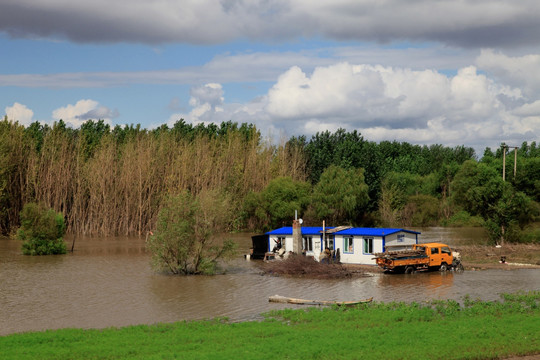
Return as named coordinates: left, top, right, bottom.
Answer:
left=374, top=242, right=463, bottom=273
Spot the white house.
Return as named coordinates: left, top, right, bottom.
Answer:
left=256, top=226, right=420, bottom=265
left=329, top=227, right=419, bottom=265
left=264, top=226, right=330, bottom=260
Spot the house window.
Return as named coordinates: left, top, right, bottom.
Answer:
left=273, top=236, right=285, bottom=251
left=363, top=237, right=373, bottom=254
left=343, top=236, right=354, bottom=253
left=397, top=234, right=404, bottom=242
left=325, top=235, right=335, bottom=251
left=303, top=236, right=313, bottom=251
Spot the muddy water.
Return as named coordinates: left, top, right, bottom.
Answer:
left=1, top=229, right=538, bottom=336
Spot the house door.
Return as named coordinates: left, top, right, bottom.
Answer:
left=302, top=236, right=313, bottom=252
left=324, top=235, right=335, bottom=251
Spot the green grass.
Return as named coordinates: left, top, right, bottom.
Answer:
left=1, top=291, right=539, bottom=360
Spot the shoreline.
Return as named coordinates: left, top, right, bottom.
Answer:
left=341, top=243, right=540, bottom=274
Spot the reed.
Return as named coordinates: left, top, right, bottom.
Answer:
left=0, top=120, right=306, bottom=236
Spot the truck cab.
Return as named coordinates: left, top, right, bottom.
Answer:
left=413, top=243, right=453, bottom=270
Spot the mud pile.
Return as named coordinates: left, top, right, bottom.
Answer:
left=261, top=254, right=354, bottom=279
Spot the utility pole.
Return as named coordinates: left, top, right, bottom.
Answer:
left=502, top=144, right=507, bottom=181
left=513, top=147, right=518, bottom=179
left=501, top=144, right=520, bottom=181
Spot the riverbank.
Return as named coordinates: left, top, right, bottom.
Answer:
left=259, top=243, right=540, bottom=278
left=1, top=291, right=538, bottom=360
left=341, top=243, right=540, bottom=274
left=458, top=243, right=540, bottom=270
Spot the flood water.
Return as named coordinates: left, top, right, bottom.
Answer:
left=1, top=228, right=539, bottom=336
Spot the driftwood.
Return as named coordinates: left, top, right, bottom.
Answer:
left=269, top=295, right=373, bottom=306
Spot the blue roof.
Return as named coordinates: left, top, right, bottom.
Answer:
left=266, top=226, right=332, bottom=235
left=266, top=227, right=420, bottom=236
left=335, top=228, right=420, bottom=236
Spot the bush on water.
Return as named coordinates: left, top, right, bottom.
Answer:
left=17, top=202, right=67, bottom=255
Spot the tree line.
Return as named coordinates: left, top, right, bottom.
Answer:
left=1, top=117, right=539, bottom=244
left=0, top=118, right=304, bottom=236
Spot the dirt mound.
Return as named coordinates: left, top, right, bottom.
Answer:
left=261, top=254, right=355, bottom=279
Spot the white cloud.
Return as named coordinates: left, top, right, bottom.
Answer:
left=476, top=49, right=540, bottom=97
left=265, top=63, right=512, bottom=129
left=5, top=102, right=34, bottom=125
left=166, top=58, right=539, bottom=154
left=52, top=99, right=116, bottom=127
left=165, top=83, right=274, bottom=133
left=513, top=100, right=540, bottom=116
left=189, top=83, right=224, bottom=108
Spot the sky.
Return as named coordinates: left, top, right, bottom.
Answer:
left=1, top=0, right=540, bottom=156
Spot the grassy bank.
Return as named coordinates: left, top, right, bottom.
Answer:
left=1, top=291, right=539, bottom=360
left=458, top=244, right=540, bottom=270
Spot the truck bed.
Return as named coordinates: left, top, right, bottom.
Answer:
left=373, top=249, right=426, bottom=260
left=373, top=249, right=429, bottom=270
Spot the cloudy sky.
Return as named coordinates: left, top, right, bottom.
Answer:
left=2, top=0, right=540, bottom=155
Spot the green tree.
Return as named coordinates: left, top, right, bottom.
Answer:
left=451, top=160, right=536, bottom=244
left=304, top=129, right=366, bottom=184
left=1, top=119, right=35, bottom=236
left=147, top=190, right=237, bottom=275
left=79, top=119, right=111, bottom=160
left=378, top=183, right=404, bottom=227
left=513, top=157, right=540, bottom=202
left=376, top=171, right=439, bottom=226
left=17, top=202, right=67, bottom=255
left=451, top=160, right=503, bottom=218
left=403, top=194, right=440, bottom=227
left=311, top=165, right=369, bottom=224
left=243, top=177, right=311, bottom=231
left=483, top=185, right=535, bottom=244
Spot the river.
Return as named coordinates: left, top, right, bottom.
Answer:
left=1, top=228, right=539, bottom=336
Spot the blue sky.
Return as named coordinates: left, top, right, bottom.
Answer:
left=2, top=1, right=540, bottom=155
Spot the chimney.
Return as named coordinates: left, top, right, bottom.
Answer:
left=292, top=218, right=302, bottom=254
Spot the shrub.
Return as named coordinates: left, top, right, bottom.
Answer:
left=17, top=203, right=67, bottom=255
left=444, top=210, right=484, bottom=227
left=147, top=190, right=237, bottom=275
left=511, top=226, right=540, bottom=244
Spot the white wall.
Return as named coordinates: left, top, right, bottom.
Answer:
left=303, top=235, right=322, bottom=261
left=334, top=235, right=384, bottom=265
left=384, top=232, right=417, bottom=250
left=268, top=230, right=418, bottom=264
left=268, top=235, right=293, bottom=252
left=269, top=234, right=323, bottom=257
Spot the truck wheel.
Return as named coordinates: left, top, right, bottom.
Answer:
left=404, top=266, right=415, bottom=274
left=439, top=263, right=448, bottom=272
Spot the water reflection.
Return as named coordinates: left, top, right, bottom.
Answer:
left=377, top=271, right=456, bottom=300
left=1, top=233, right=539, bottom=336
left=416, top=227, right=489, bottom=245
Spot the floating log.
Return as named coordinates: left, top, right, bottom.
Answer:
left=269, top=295, right=373, bottom=306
